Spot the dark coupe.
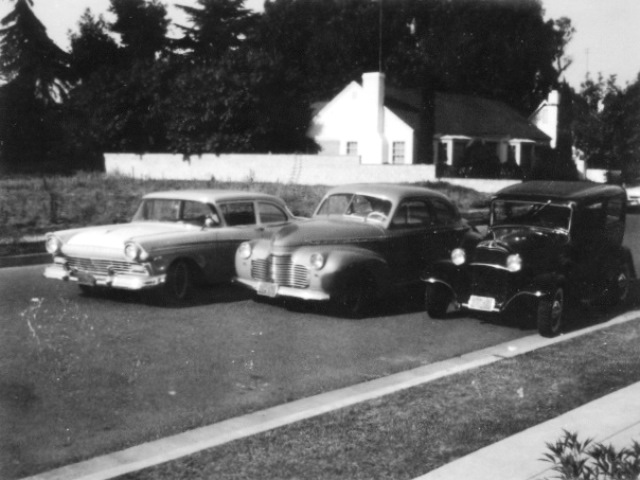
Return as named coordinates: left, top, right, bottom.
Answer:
left=422, top=181, right=635, bottom=337
left=235, top=183, right=478, bottom=318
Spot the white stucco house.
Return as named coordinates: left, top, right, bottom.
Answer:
left=308, top=72, right=555, bottom=176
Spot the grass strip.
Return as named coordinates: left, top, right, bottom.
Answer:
left=119, top=319, right=640, bottom=480
left=0, top=173, right=488, bottom=240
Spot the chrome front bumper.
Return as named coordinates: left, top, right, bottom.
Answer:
left=44, top=264, right=166, bottom=291
left=234, top=277, right=330, bottom=301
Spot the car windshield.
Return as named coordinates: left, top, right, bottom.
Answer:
left=132, top=199, right=219, bottom=226
left=315, top=193, right=392, bottom=219
left=491, top=199, right=571, bottom=231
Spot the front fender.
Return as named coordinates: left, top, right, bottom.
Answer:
left=421, top=259, right=471, bottom=300
left=295, top=245, right=390, bottom=296
left=530, top=272, right=566, bottom=297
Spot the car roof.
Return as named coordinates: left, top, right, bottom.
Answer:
left=142, top=189, right=284, bottom=204
left=494, top=181, right=625, bottom=203
left=324, top=183, right=451, bottom=204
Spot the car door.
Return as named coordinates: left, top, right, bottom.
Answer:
left=213, top=201, right=264, bottom=281
left=429, top=198, right=470, bottom=260
left=213, top=200, right=292, bottom=282
left=387, top=198, right=434, bottom=284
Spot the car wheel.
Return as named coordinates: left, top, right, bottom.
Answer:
left=163, top=260, right=192, bottom=304
left=424, top=283, right=450, bottom=319
left=332, top=271, right=376, bottom=319
left=601, top=263, right=631, bottom=307
left=537, top=286, right=564, bottom=337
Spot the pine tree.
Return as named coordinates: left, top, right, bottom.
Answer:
left=0, top=0, right=74, bottom=104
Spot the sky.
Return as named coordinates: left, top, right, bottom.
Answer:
left=1, top=0, right=639, bottom=89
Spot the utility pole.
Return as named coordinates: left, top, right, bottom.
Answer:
left=378, top=0, right=383, bottom=72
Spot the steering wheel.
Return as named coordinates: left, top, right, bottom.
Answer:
left=366, top=211, right=387, bottom=222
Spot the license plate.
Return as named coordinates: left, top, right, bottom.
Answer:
left=76, top=270, right=96, bottom=286
left=257, top=282, right=278, bottom=298
left=468, top=295, right=496, bottom=312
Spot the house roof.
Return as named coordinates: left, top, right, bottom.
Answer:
left=314, top=81, right=550, bottom=142
left=433, top=92, right=550, bottom=141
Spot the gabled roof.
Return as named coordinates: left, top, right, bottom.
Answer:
left=312, top=79, right=550, bottom=143
left=433, top=92, right=550, bottom=141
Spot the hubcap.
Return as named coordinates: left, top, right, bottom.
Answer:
left=617, top=272, right=630, bottom=301
left=551, top=289, right=563, bottom=328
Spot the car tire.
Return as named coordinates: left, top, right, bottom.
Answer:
left=332, top=271, right=376, bottom=319
left=601, top=262, right=631, bottom=308
left=163, top=260, right=193, bottom=304
left=537, top=286, right=564, bottom=337
left=424, top=283, right=450, bottom=319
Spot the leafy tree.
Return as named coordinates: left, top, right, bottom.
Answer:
left=109, top=0, right=170, bottom=62
left=69, top=10, right=120, bottom=80
left=253, top=0, right=571, bottom=113
left=619, top=75, right=640, bottom=180
left=396, top=0, right=570, bottom=112
left=66, top=58, right=177, bottom=153
left=176, top=0, right=256, bottom=61
left=163, top=49, right=316, bottom=155
left=572, top=74, right=624, bottom=171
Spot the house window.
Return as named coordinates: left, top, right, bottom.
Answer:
left=346, top=141, right=358, bottom=155
left=392, top=142, right=405, bottom=164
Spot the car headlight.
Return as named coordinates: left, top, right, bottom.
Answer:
left=451, top=248, right=466, bottom=266
left=238, top=242, right=252, bottom=259
left=310, top=252, right=326, bottom=270
left=124, top=243, right=149, bottom=262
left=507, top=254, right=522, bottom=272
left=45, top=235, right=62, bottom=255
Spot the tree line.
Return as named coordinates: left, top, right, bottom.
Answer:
left=1, top=0, right=634, bottom=179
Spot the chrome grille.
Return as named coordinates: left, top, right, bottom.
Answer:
left=470, top=265, right=508, bottom=297
left=472, top=248, right=508, bottom=267
left=66, top=257, right=138, bottom=276
left=251, top=255, right=309, bottom=288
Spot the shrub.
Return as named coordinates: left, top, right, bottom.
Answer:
left=542, top=430, right=640, bottom=480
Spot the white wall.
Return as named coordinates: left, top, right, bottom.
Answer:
left=105, top=153, right=530, bottom=194
left=105, top=153, right=437, bottom=186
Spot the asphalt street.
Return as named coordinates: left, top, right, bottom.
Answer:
left=1, top=213, right=639, bottom=478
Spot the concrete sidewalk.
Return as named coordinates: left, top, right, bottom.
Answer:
left=418, top=382, right=640, bottom=480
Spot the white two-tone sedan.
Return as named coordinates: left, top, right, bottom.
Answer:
left=44, top=190, right=298, bottom=303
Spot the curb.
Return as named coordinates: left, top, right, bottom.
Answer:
left=22, top=310, right=640, bottom=480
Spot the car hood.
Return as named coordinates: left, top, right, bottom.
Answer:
left=270, top=218, right=385, bottom=248
left=61, top=222, right=200, bottom=250
left=473, top=227, right=564, bottom=264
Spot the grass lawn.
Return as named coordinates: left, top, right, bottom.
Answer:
left=117, top=318, right=640, bottom=480
left=0, top=172, right=489, bottom=243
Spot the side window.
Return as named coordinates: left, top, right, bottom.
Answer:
left=258, top=202, right=288, bottom=224
left=182, top=201, right=217, bottom=226
left=220, top=202, right=256, bottom=226
left=431, top=199, right=458, bottom=225
left=391, top=200, right=432, bottom=227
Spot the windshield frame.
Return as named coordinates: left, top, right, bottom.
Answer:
left=490, top=199, right=573, bottom=233
left=313, top=193, right=393, bottom=221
